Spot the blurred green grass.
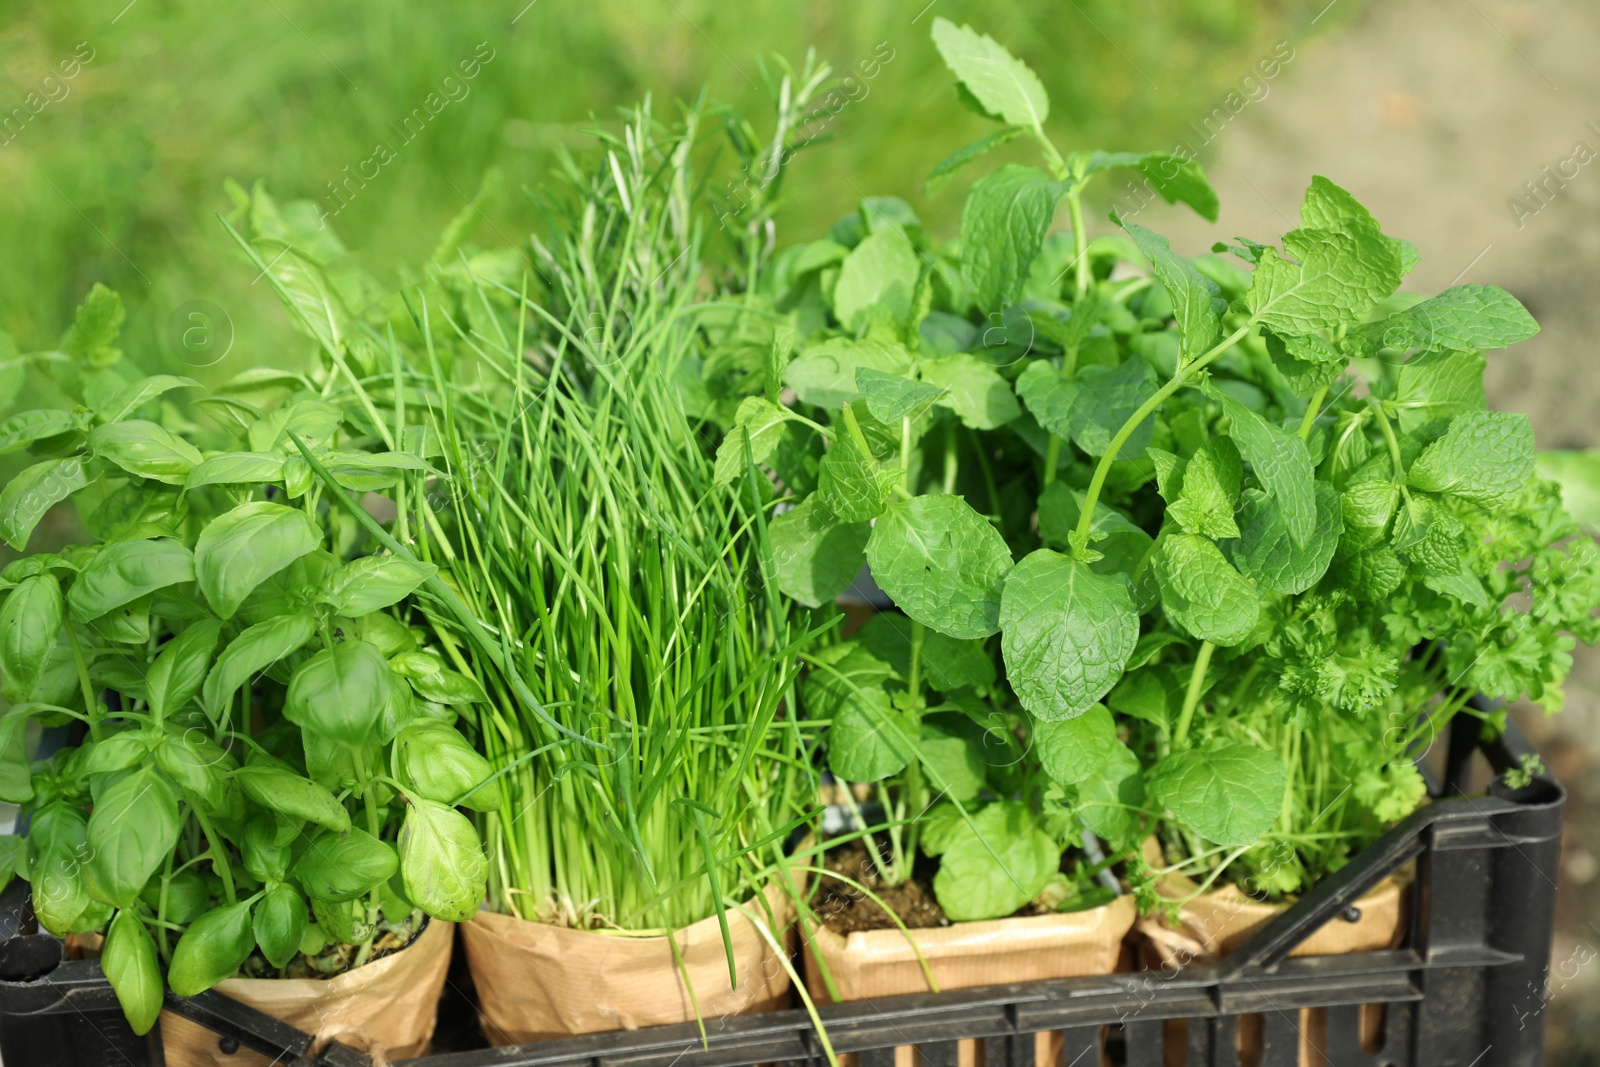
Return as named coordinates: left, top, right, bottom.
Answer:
left=0, top=0, right=1329, bottom=380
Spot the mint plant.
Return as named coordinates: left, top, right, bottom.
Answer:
left=713, top=18, right=1600, bottom=909
left=0, top=290, right=492, bottom=1032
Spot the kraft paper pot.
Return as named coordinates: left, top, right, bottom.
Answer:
left=803, top=895, right=1137, bottom=1067
left=461, top=881, right=798, bottom=1045
left=1136, top=864, right=1410, bottom=1067
left=158, top=916, right=452, bottom=1067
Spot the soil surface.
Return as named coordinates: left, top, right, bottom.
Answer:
left=813, top=839, right=948, bottom=933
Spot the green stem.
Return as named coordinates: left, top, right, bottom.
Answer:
left=1298, top=385, right=1328, bottom=440
left=1173, top=641, right=1215, bottom=750
left=63, top=625, right=100, bottom=741
left=1072, top=322, right=1255, bottom=552
left=1369, top=395, right=1406, bottom=477
left=192, top=807, right=237, bottom=905
left=1067, top=188, right=1090, bottom=300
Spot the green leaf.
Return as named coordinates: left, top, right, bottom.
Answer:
left=86, top=766, right=181, bottom=909
left=1136, top=153, right=1220, bottom=223
left=145, top=619, right=222, bottom=722
left=1362, top=283, right=1538, bottom=354
left=29, top=804, right=91, bottom=935
left=184, top=451, right=288, bottom=489
left=248, top=398, right=343, bottom=453
left=1391, top=350, right=1486, bottom=435
left=918, top=715, right=991, bottom=801
left=833, top=227, right=921, bottom=332
left=285, top=641, right=392, bottom=747
left=398, top=798, right=487, bottom=922
left=856, top=368, right=948, bottom=423
left=0, top=410, right=78, bottom=455
left=920, top=354, right=1022, bottom=430
left=1016, top=358, right=1155, bottom=459
left=0, top=456, right=91, bottom=549
left=1166, top=438, right=1243, bottom=539
left=235, top=765, right=351, bottom=832
left=857, top=612, right=996, bottom=692
left=1538, top=451, right=1600, bottom=532
left=1033, top=702, right=1116, bottom=786
left=926, top=127, right=1028, bottom=197
left=1150, top=742, right=1286, bottom=846
left=785, top=338, right=914, bottom=408
left=932, top=801, right=1057, bottom=921
left=808, top=644, right=912, bottom=782
left=1035, top=484, right=1154, bottom=594
left=1072, top=741, right=1145, bottom=849
left=999, top=550, right=1138, bottom=721
left=1213, top=389, right=1316, bottom=545
left=1153, top=533, right=1261, bottom=646
left=1122, top=223, right=1222, bottom=360
left=168, top=901, right=256, bottom=996
left=960, top=164, right=1059, bottom=312
left=394, top=721, right=496, bottom=811
left=406, top=665, right=487, bottom=705
left=931, top=18, right=1049, bottom=130
left=88, top=420, right=203, bottom=485
left=1, top=576, right=64, bottom=703
left=817, top=423, right=890, bottom=523
left=252, top=883, right=308, bottom=970
left=155, top=735, right=228, bottom=810
left=712, top=397, right=789, bottom=488
left=322, top=556, right=438, bottom=617
left=293, top=827, right=399, bottom=903
left=103, top=910, right=163, bottom=1035
left=201, top=612, right=317, bottom=720
left=62, top=284, right=125, bottom=366
left=67, top=538, right=194, bottom=622
left=194, top=502, right=320, bottom=618
left=1245, top=221, right=1403, bottom=336
left=96, top=375, right=201, bottom=424
left=1408, top=410, right=1535, bottom=506
left=867, top=494, right=1013, bottom=639
left=1229, top=483, right=1340, bottom=595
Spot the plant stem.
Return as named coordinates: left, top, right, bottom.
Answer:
left=1072, top=321, right=1255, bottom=552
left=192, top=807, right=236, bottom=905
left=1174, top=641, right=1215, bottom=750
left=63, top=625, right=100, bottom=741
left=1298, top=385, right=1328, bottom=440
left=1067, top=188, right=1090, bottom=300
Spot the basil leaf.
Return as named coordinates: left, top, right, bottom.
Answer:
left=67, top=538, right=195, bottom=622
left=322, top=556, right=438, bottom=617
left=285, top=641, right=392, bottom=747
left=86, top=766, right=180, bottom=909
left=183, top=451, right=288, bottom=489
left=201, top=612, right=317, bottom=721
left=102, top=909, right=163, bottom=1035
left=146, top=618, right=222, bottom=722
left=194, top=502, right=320, bottom=619
left=235, top=766, right=350, bottom=833
left=88, top=420, right=203, bottom=484
left=0, top=456, right=91, bottom=550
left=0, top=575, right=64, bottom=703
left=0, top=409, right=77, bottom=455
left=252, top=883, right=308, bottom=969
left=168, top=901, right=256, bottom=996
left=96, top=375, right=201, bottom=424
left=293, top=827, right=398, bottom=903
left=398, top=798, right=487, bottom=922
left=394, top=722, right=496, bottom=811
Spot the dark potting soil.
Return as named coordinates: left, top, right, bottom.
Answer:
left=813, top=838, right=948, bottom=933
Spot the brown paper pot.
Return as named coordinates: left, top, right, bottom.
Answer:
left=461, top=882, right=796, bottom=1045
left=1136, top=869, right=1409, bottom=1067
left=804, top=895, right=1137, bottom=1067
left=158, top=916, right=453, bottom=1067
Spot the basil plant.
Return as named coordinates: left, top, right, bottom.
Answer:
left=0, top=290, right=492, bottom=1033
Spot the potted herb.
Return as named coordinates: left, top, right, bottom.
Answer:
left=0, top=299, right=491, bottom=1062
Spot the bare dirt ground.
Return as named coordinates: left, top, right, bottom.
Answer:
left=1147, top=0, right=1600, bottom=1057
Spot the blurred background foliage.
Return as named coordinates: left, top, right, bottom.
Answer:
left=0, top=0, right=1335, bottom=383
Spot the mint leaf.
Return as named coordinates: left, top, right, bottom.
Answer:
left=855, top=368, right=948, bottom=423
left=1391, top=350, right=1486, bottom=434
left=926, top=127, right=1029, bottom=197
left=1033, top=702, right=1116, bottom=785
left=858, top=612, right=997, bottom=692
left=770, top=497, right=870, bottom=608
left=920, top=715, right=990, bottom=801
left=808, top=644, right=913, bottom=782
left=1166, top=438, right=1243, bottom=540
left=1123, top=222, right=1222, bottom=361
left=833, top=227, right=921, bottom=333
left=960, top=164, right=1059, bottom=312
left=1264, top=331, right=1348, bottom=396
left=1229, top=482, right=1340, bottom=595
left=1016, top=358, right=1156, bottom=459
left=931, top=19, right=1050, bottom=131
left=712, top=397, right=787, bottom=488
left=1407, top=410, right=1535, bottom=506
left=932, top=801, right=1057, bottom=921
left=1361, top=284, right=1538, bottom=354
left=1149, top=742, right=1285, bottom=846
left=1071, top=740, right=1145, bottom=849
left=921, top=354, right=1022, bottom=430
left=1137, top=153, right=1220, bottom=223
left=817, top=425, right=891, bottom=522
left=867, top=494, right=1013, bottom=639
left=1213, top=389, right=1316, bottom=546
left=1299, top=175, right=1409, bottom=273
left=1246, top=226, right=1402, bottom=335
left=785, top=338, right=914, bottom=408
left=999, top=550, right=1138, bottom=720
left=1153, top=533, right=1261, bottom=646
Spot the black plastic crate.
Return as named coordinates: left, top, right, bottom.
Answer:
left=0, top=712, right=1562, bottom=1067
